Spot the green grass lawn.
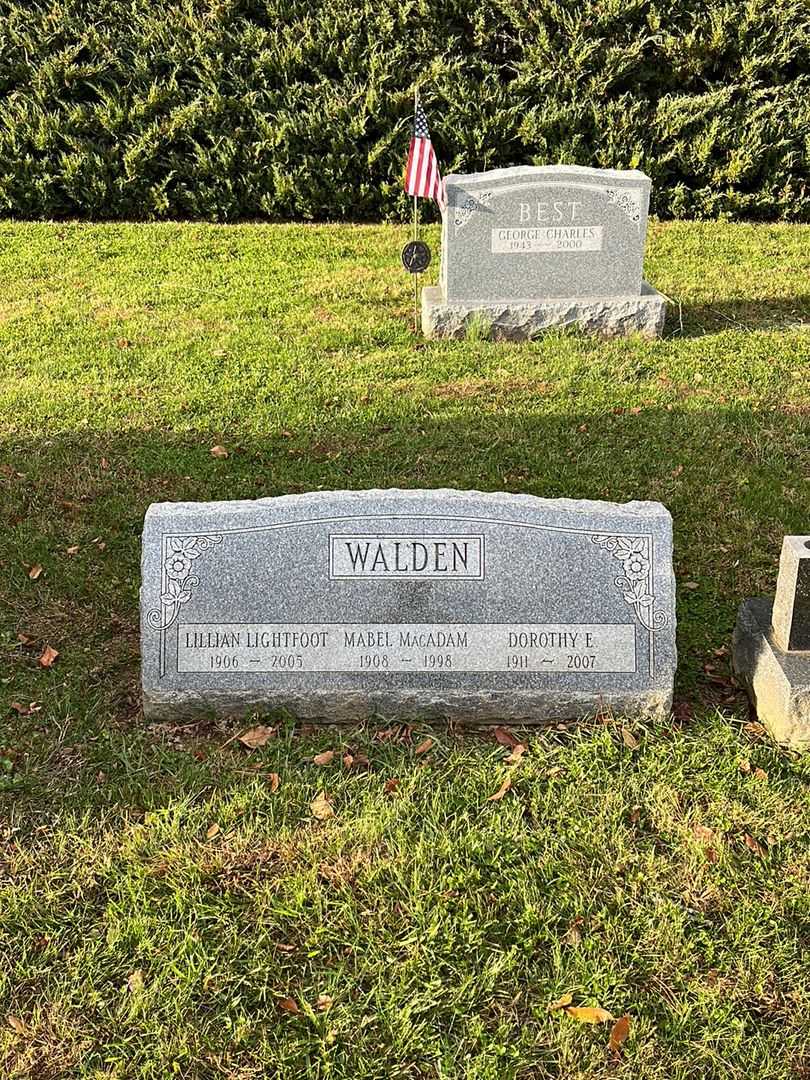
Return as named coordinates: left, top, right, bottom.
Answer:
left=1, top=219, right=809, bottom=1079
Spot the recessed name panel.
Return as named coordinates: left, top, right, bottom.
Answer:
left=329, top=534, right=484, bottom=579
left=177, top=622, right=636, bottom=673
left=491, top=226, right=603, bottom=254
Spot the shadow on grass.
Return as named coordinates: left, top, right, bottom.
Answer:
left=664, top=293, right=810, bottom=337
left=1, top=399, right=807, bottom=810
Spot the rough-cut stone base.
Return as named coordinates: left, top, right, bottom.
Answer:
left=732, top=598, right=810, bottom=749
left=143, top=686, right=672, bottom=725
left=421, top=282, right=666, bottom=340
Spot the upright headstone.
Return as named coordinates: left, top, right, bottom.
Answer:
left=733, top=536, right=810, bottom=748
left=140, top=489, right=676, bottom=723
left=771, top=536, right=810, bottom=652
left=422, top=165, right=666, bottom=340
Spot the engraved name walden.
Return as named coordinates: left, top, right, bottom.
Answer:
left=329, top=535, right=484, bottom=580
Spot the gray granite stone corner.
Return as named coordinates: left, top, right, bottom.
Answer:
left=771, top=535, right=810, bottom=652
left=733, top=535, right=810, bottom=749
left=733, top=599, right=810, bottom=750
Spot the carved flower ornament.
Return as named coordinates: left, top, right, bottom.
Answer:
left=147, top=534, right=223, bottom=631
left=591, top=533, right=668, bottom=632
left=614, top=538, right=650, bottom=580
left=164, top=538, right=200, bottom=580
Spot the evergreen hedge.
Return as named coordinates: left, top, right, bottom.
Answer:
left=0, top=0, right=807, bottom=222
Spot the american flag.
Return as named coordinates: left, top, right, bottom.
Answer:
left=404, top=94, right=446, bottom=212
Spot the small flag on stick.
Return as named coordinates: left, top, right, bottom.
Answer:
left=404, top=93, right=445, bottom=212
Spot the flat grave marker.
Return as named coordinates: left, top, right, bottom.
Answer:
left=141, top=489, right=676, bottom=723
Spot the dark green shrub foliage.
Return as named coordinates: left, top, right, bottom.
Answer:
left=0, top=0, right=807, bottom=221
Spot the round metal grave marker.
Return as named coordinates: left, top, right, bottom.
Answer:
left=401, top=240, right=431, bottom=274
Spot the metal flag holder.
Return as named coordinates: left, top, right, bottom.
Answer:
left=401, top=86, right=432, bottom=333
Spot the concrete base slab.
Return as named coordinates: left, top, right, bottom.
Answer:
left=732, top=597, right=810, bottom=750
left=421, top=282, right=667, bottom=341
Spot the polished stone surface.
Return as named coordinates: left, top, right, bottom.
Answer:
left=441, top=164, right=651, bottom=302
left=141, top=490, right=677, bottom=722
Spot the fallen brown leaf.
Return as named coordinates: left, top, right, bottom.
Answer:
left=127, top=969, right=144, bottom=994
left=237, top=725, right=275, bottom=749
left=374, top=726, right=398, bottom=742
left=494, top=725, right=520, bottom=749
left=753, top=767, right=768, bottom=781
left=504, top=743, right=526, bottom=765
left=563, top=918, right=583, bottom=946
left=66, top=545, right=80, bottom=556
left=210, top=444, right=229, bottom=458
left=414, top=737, right=433, bottom=755
left=692, top=824, right=716, bottom=844
left=268, top=772, right=280, bottom=792
left=278, top=996, right=299, bottom=1014
left=343, top=750, right=369, bottom=768
left=743, top=833, right=767, bottom=857
left=39, top=645, right=59, bottom=668
left=310, top=791, right=334, bottom=820
left=28, top=564, right=43, bottom=580
left=384, top=778, right=400, bottom=795
left=673, top=700, right=692, bottom=725
left=6, top=1015, right=25, bottom=1035
left=739, top=759, right=752, bottom=775
left=313, top=750, right=335, bottom=766
left=565, top=1005, right=614, bottom=1024
left=621, top=727, right=639, bottom=750
left=17, top=632, right=35, bottom=645
left=609, top=1015, right=631, bottom=1053
left=206, top=823, right=220, bottom=840
left=548, top=992, right=573, bottom=1011
left=316, top=994, right=333, bottom=1011
left=487, top=775, right=512, bottom=802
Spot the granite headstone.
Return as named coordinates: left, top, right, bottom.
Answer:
left=733, top=535, right=810, bottom=748
left=422, top=164, right=666, bottom=340
left=141, top=489, right=676, bottom=723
